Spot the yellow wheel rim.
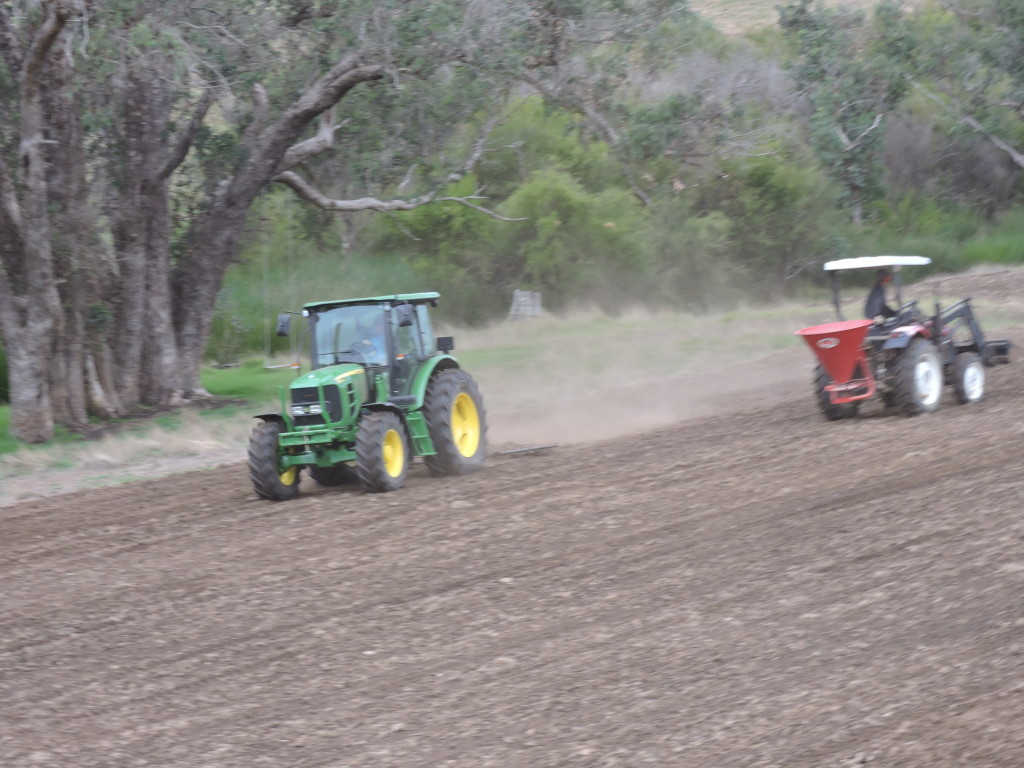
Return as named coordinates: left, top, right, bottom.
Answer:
left=451, top=392, right=481, bottom=458
left=279, top=466, right=298, bottom=486
left=382, top=428, right=405, bottom=478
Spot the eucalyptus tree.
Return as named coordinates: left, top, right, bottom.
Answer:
left=1, top=0, right=688, bottom=442
left=902, top=0, right=1024, bottom=175
left=778, top=0, right=913, bottom=224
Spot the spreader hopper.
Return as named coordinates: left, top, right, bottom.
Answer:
left=796, top=319, right=872, bottom=384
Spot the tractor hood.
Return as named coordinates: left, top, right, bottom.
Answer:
left=290, top=363, right=369, bottom=397
left=286, top=363, right=371, bottom=426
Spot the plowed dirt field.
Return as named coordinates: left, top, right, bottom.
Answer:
left=3, top=271, right=1024, bottom=768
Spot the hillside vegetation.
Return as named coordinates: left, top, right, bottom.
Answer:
left=2, top=0, right=1023, bottom=444
left=209, top=0, right=1024, bottom=363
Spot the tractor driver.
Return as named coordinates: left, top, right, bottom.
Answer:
left=864, top=268, right=897, bottom=322
left=355, top=310, right=388, bottom=365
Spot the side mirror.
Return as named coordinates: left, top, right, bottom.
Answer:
left=275, top=313, right=291, bottom=337
left=396, top=304, right=415, bottom=328
left=437, top=336, right=455, bottom=353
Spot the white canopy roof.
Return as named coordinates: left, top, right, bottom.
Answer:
left=823, top=255, right=932, bottom=271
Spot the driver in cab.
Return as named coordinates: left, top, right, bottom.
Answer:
left=865, top=268, right=897, bottom=322
left=356, top=311, right=388, bottom=366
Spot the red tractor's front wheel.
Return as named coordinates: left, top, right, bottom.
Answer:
left=890, top=338, right=943, bottom=415
left=952, top=351, right=985, bottom=404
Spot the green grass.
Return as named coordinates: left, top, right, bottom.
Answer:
left=201, top=359, right=301, bottom=404
left=0, top=361, right=299, bottom=457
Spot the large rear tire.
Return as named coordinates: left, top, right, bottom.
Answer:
left=813, top=364, right=859, bottom=421
left=890, top=338, right=943, bottom=415
left=248, top=421, right=301, bottom=501
left=355, top=411, right=409, bottom=493
left=952, top=351, right=985, bottom=404
left=309, top=463, right=357, bottom=486
left=423, top=369, right=487, bottom=476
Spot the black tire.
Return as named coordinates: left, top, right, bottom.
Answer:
left=889, top=337, right=943, bottom=415
left=308, top=463, right=358, bottom=486
left=952, top=351, right=985, bottom=404
left=248, top=420, right=300, bottom=501
left=423, top=369, right=488, bottom=476
left=813, top=364, right=859, bottom=421
left=355, top=411, right=409, bottom=493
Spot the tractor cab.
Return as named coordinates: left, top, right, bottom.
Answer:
left=278, top=292, right=452, bottom=402
left=824, top=254, right=931, bottom=334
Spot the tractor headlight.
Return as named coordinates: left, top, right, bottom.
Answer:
left=290, top=404, right=322, bottom=416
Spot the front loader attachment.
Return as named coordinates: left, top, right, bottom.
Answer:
left=797, top=319, right=876, bottom=404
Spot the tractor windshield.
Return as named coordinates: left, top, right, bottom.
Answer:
left=310, top=304, right=389, bottom=368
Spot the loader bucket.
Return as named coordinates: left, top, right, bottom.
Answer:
left=796, top=319, right=872, bottom=384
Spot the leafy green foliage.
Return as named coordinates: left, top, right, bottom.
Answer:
left=778, top=0, right=913, bottom=219
left=497, top=168, right=650, bottom=310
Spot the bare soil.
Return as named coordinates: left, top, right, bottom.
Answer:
left=3, top=270, right=1024, bottom=767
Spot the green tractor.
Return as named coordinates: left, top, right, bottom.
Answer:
left=248, top=292, right=486, bottom=499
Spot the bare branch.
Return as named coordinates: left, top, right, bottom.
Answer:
left=520, top=76, right=654, bottom=205
left=444, top=110, right=505, bottom=183
left=152, top=89, right=216, bottom=182
left=279, top=110, right=346, bottom=171
left=432, top=196, right=528, bottom=222
left=240, top=83, right=270, bottom=148
left=177, top=21, right=244, bottom=45
left=271, top=171, right=526, bottom=221
left=522, top=73, right=621, bottom=145
left=834, top=114, right=882, bottom=151
left=907, top=76, right=1024, bottom=170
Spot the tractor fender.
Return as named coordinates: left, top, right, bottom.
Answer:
left=407, top=355, right=460, bottom=409
left=882, top=324, right=929, bottom=350
left=361, top=402, right=405, bottom=417
left=254, top=413, right=286, bottom=424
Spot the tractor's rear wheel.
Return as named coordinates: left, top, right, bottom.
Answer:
left=813, top=364, right=859, bottom=421
left=952, top=351, right=985, bottom=404
left=248, top=420, right=301, bottom=501
left=309, top=463, right=357, bottom=486
left=890, top=338, right=943, bottom=415
left=423, top=369, right=487, bottom=476
left=355, top=411, right=409, bottom=493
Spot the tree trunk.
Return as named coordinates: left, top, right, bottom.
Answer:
left=0, top=2, right=75, bottom=442
left=172, top=54, right=385, bottom=394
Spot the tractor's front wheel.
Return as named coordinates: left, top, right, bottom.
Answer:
left=423, top=369, right=487, bottom=476
left=813, top=364, right=859, bottom=421
left=355, top=411, right=409, bottom=493
left=248, top=420, right=301, bottom=501
left=952, top=351, right=985, bottom=404
left=890, top=338, right=943, bottom=415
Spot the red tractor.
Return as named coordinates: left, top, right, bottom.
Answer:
left=797, top=256, right=1011, bottom=419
